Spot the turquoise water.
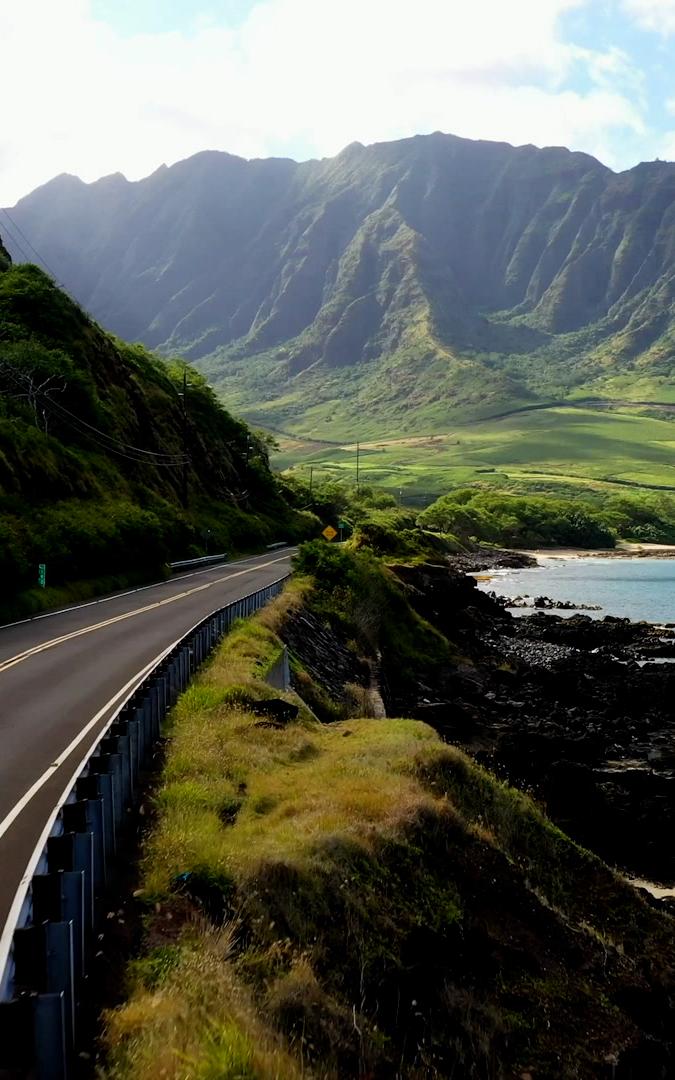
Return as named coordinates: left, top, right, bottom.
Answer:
left=477, top=558, right=675, bottom=624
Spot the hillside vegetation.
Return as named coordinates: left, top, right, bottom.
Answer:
left=417, top=487, right=675, bottom=548
left=278, top=471, right=675, bottom=552
left=0, top=251, right=314, bottom=620
left=102, top=550, right=675, bottom=1078
left=6, top=133, right=675, bottom=447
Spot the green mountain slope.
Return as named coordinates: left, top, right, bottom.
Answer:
left=0, top=247, right=312, bottom=619
left=5, top=133, right=675, bottom=440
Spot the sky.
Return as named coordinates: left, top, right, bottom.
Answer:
left=3, top=0, right=675, bottom=205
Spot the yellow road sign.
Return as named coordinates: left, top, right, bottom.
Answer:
left=322, top=525, right=337, bottom=541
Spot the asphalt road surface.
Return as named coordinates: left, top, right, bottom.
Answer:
left=0, top=548, right=295, bottom=965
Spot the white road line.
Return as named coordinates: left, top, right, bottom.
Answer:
left=0, top=654, right=162, bottom=844
left=0, top=633, right=185, bottom=996
left=0, top=550, right=288, bottom=631
left=0, top=554, right=291, bottom=675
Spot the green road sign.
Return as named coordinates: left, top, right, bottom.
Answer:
left=38, top=563, right=46, bottom=588
left=338, top=521, right=348, bottom=529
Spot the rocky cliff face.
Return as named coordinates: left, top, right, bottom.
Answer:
left=7, top=134, right=675, bottom=432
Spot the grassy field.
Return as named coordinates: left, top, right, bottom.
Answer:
left=274, top=404, right=675, bottom=503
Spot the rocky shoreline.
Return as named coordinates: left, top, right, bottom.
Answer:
left=388, top=558, right=675, bottom=897
left=489, top=591, right=602, bottom=611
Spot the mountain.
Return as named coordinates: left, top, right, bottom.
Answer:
left=0, top=243, right=312, bottom=620
left=5, top=133, right=675, bottom=438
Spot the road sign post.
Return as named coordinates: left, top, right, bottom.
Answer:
left=38, top=564, right=46, bottom=589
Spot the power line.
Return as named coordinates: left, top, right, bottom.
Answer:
left=0, top=361, right=189, bottom=467
left=0, top=211, right=33, bottom=266
left=1, top=207, right=62, bottom=284
left=46, top=401, right=188, bottom=467
left=0, top=358, right=187, bottom=460
left=0, top=218, right=200, bottom=479
left=46, top=393, right=188, bottom=462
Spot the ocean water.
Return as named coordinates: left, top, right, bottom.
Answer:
left=476, top=557, right=675, bottom=624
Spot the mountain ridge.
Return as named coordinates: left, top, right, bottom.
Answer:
left=5, top=132, right=675, bottom=438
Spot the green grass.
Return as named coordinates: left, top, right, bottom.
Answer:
left=275, top=404, right=675, bottom=502
left=103, top=570, right=675, bottom=1079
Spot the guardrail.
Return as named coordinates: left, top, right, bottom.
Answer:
left=0, top=574, right=290, bottom=1079
left=168, top=553, right=228, bottom=571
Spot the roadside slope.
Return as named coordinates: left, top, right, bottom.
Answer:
left=0, top=253, right=315, bottom=619
left=101, top=575, right=675, bottom=1079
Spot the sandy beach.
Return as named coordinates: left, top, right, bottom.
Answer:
left=518, top=542, right=675, bottom=560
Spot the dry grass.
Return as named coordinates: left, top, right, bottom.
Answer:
left=146, top=703, right=441, bottom=897
left=103, top=924, right=304, bottom=1080
left=255, top=578, right=311, bottom=634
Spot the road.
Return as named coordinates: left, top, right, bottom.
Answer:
left=0, top=548, right=295, bottom=961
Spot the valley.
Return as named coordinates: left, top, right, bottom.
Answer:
left=274, top=400, right=675, bottom=501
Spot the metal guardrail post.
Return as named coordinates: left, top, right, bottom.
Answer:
left=45, top=922, right=75, bottom=1053
left=32, top=872, right=85, bottom=984
left=93, top=753, right=124, bottom=834
left=78, top=772, right=115, bottom=865
left=131, top=705, right=144, bottom=768
left=0, top=996, right=32, bottom=1072
left=48, top=833, right=94, bottom=935
left=152, top=682, right=160, bottom=743
left=157, top=673, right=167, bottom=724
left=103, top=734, right=131, bottom=819
left=148, top=685, right=157, bottom=746
left=139, top=698, right=151, bottom=764
left=33, top=992, right=68, bottom=1080
left=14, top=921, right=75, bottom=1060
left=168, top=658, right=177, bottom=705
left=127, top=717, right=140, bottom=801
left=146, top=689, right=155, bottom=752
left=63, top=798, right=106, bottom=893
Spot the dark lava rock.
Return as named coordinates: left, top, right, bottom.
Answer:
left=282, top=607, right=369, bottom=703
left=447, top=548, right=537, bottom=572
left=385, top=561, right=675, bottom=883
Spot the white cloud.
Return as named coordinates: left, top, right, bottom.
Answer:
left=622, top=0, right=675, bottom=34
left=0, top=0, right=649, bottom=206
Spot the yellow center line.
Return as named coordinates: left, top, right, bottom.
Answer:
left=0, top=555, right=290, bottom=676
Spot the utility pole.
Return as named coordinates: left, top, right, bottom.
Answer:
left=356, top=441, right=360, bottom=494
left=309, top=466, right=314, bottom=497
